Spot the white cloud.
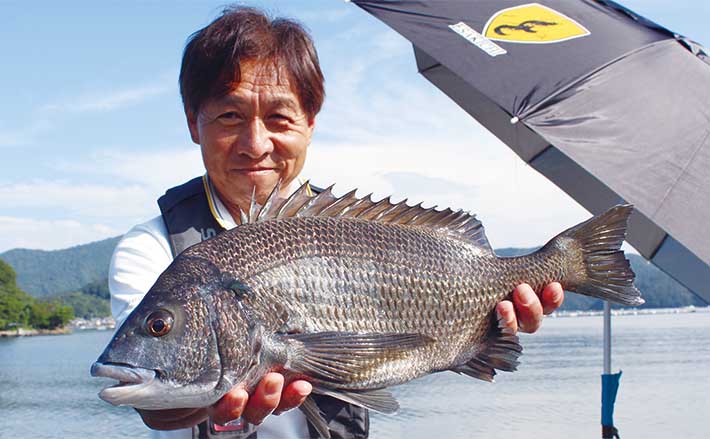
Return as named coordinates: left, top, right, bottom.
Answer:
left=0, top=147, right=206, bottom=236
left=3, top=133, right=590, bottom=252
left=41, top=83, right=172, bottom=113
left=0, top=145, right=207, bottom=252
left=314, top=24, right=482, bottom=148
left=303, top=137, right=591, bottom=250
left=0, top=119, right=54, bottom=148
left=0, top=181, right=153, bottom=219
left=54, top=147, right=204, bottom=190
left=0, top=216, right=121, bottom=252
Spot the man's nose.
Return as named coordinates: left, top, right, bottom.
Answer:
left=236, top=118, right=273, bottom=159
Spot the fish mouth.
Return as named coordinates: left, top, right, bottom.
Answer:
left=90, top=362, right=222, bottom=410
left=91, top=362, right=158, bottom=406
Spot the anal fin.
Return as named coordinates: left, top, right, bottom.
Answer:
left=313, top=386, right=399, bottom=413
left=300, top=395, right=331, bottom=439
left=452, top=331, right=522, bottom=382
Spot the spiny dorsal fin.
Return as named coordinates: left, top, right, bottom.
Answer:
left=240, top=180, right=492, bottom=250
left=256, top=180, right=282, bottom=222
left=248, top=186, right=259, bottom=223
left=278, top=182, right=313, bottom=218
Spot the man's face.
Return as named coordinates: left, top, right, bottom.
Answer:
left=187, top=60, right=315, bottom=212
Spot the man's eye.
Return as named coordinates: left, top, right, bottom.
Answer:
left=269, top=113, right=291, bottom=123
left=218, top=112, right=242, bottom=122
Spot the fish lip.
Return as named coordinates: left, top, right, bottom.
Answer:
left=91, top=361, right=156, bottom=383
left=91, top=362, right=159, bottom=406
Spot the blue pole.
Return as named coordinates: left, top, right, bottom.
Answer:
left=601, top=302, right=621, bottom=438
left=601, top=371, right=622, bottom=438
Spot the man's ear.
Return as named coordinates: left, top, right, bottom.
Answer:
left=185, top=107, right=200, bottom=145
left=306, top=115, right=316, bottom=140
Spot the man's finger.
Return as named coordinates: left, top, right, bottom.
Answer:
left=208, top=387, right=249, bottom=426
left=513, top=283, right=543, bottom=333
left=541, top=282, right=564, bottom=315
left=496, top=300, right=518, bottom=334
left=274, top=380, right=312, bottom=415
left=241, top=373, right=284, bottom=425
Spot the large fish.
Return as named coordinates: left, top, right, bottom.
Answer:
left=91, top=183, right=642, bottom=437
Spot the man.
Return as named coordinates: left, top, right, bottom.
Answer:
left=109, top=6, right=564, bottom=439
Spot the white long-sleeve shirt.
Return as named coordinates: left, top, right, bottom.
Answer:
left=108, top=178, right=310, bottom=439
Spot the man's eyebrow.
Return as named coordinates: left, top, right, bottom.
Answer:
left=269, top=97, right=300, bottom=111
left=217, top=94, right=300, bottom=111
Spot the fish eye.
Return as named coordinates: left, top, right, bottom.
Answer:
left=145, top=310, right=174, bottom=337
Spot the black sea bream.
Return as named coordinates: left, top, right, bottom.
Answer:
left=92, top=182, right=643, bottom=437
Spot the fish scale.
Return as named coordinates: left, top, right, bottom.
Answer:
left=205, top=218, right=531, bottom=384
left=92, top=182, right=643, bottom=439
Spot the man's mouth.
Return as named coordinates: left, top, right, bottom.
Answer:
left=234, top=167, right=277, bottom=174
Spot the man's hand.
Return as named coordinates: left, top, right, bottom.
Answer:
left=208, top=373, right=312, bottom=426
left=496, top=282, right=564, bottom=333
left=136, top=374, right=312, bottom=431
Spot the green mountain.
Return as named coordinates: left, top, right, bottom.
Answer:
left=0, top=236, right=121, bottom=297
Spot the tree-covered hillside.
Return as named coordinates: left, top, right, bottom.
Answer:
left=0, top=260, right=74, bottom=330
left=0, top=236, right=120, bottom=297
left=56, top=278, right=111, bottom=319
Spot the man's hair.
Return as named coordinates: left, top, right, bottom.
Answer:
left=179, top=6, right=325, bottom=118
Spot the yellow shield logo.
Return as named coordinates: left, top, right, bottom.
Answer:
left=483, top=3, right=590, bottom=44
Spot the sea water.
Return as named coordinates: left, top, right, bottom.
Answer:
left=1, top=311, right=708, bottom=438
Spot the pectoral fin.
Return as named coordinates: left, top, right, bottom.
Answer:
left=277, top=331, right=434, bottom=384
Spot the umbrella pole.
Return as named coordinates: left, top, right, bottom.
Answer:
left=601, top=302, right=621, bottom=438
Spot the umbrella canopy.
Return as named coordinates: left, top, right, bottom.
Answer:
left=351, top=0, right=710, bottom=301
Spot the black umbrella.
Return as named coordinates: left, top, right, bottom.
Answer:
left=350, top=0, right=710, bottom=437
left=350, top=0, right=709, bottom=300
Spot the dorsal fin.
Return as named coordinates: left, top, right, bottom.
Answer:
left=239, top=181, right=492, bottom=250
left=278, top=182, right=313, bottom=218
left=256, top=181, right=282, bottom=222
left=247, top=186, right=259, bottom=223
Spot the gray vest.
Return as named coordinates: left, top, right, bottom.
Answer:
left=158, top=177, right=369, bottom=439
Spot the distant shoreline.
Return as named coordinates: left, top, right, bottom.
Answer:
left=0, top=316, right=116, bottom=338
left=0, top=326, right=72, bottom=337
left=551, top=305, right=709, bottom=318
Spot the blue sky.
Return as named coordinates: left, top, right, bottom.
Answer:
left=1, top=0, right=708, bottom=252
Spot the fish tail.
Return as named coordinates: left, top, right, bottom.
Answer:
left=548, top=204, right=644, bottom=306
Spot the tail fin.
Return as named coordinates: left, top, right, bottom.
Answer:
left=549, top=204, right=644, bottom=306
